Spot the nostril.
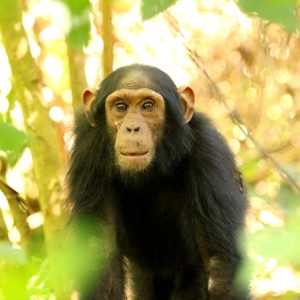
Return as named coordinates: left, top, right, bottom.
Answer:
left=126, top=126, right=140, bottom=132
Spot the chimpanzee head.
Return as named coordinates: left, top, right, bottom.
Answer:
left=82, top=64, right=195, bottom=176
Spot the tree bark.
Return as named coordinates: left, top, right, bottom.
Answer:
left=100, top=0, right=114, bottom=77
left=67, top=44, right=87, bottom=112
left=0, top=210, right=8, bottom=241
left=0, top=0, right=68, bottom=298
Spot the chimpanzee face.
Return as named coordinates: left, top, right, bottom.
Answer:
left=104, top=88, right=165, bottom=173
left=82, top=68, right=194, bottom=174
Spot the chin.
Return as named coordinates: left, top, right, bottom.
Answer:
left=117, top=153, right=152, bottom=174
left=114, top=155, right=155, bottom=187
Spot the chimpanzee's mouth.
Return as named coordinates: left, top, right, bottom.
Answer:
left=120, top=151, right=148, bottom=157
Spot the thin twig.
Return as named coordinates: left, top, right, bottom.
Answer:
left=0, top=178, right=30, bottom=214
left=0, top=178, right=31, bottom=247
left=165, top=12, right=300, bottom=193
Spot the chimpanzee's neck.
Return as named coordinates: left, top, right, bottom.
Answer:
left=112, top=155, right=190, bottom=195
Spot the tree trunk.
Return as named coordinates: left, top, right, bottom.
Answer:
left=67, top=44, right=87, bottom=112
left=0, top=0, right=68, bottom=298
left=100, top=0, right=114, bottom=77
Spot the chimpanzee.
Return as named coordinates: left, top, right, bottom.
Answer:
left=67, top=64, right=249, bottom=299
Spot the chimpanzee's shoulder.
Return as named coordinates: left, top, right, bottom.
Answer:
left=189, top=112, right=228, bottom=148
left=188, top=112, right=237, bottom=171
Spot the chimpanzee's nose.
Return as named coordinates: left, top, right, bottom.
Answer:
left=126, top=126, right=140, bottom=132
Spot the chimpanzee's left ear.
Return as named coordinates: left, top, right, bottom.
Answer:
left=177, top=86, right=195, bottom=123
left=82, top=88, right=97, bottom=127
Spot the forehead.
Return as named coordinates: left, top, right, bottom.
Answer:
left=116, top=71, right=157, bottom=91
left=95, top=65, right=179, bottom=113
left=106, top=88, right=164, bottom=103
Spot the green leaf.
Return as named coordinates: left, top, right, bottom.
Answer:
left=0, top=243, right=31, bottom=299
left=67, top=12, right=90, bottom=49
left=141, top=0, right=177, bottom=20
left=0, top=117, right=28, bottom=165
left=276, top=184, right=300, bottom=212
left=0, top=242, right=27, bottom=264
left=58, top=0, right=91, bottom=49
left=240, top=158, right=260, bottom=180
left=238, top=0, right=298, bottom=32
left=59, top=0, right=90, bottom=15
left=244, top=213, right=300, bottom=266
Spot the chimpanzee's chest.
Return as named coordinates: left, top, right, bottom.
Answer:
left=112, top=191, right=194, bottom=272
left=113, top=189, right=194, bottom=270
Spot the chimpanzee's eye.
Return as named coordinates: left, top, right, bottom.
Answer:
left=115, top=102, right=128, bottom=112
left=142, top=100, right=154, bottom=110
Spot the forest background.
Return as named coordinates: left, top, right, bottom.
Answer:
left=0, top=0, right=299, bottom=299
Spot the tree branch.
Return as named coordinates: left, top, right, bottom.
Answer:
left=100, top=0, right=114, bottom=78
left=165, top=12, right=300, bottom=193
left=0, top=178, right=30, bottom=247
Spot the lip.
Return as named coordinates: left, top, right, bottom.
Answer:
left=120, top=151, right=148, bottom=157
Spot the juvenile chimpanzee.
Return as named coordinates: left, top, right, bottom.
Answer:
left=68, top=64, right=249, bottom=299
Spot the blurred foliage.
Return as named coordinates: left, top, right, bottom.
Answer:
left=0, top=243, right=38, bottom=299
left=0, top=117, right=28, bottom=166
left=0, top=220, right=102, bottom=299
left=141, top=0, right=177, bottom=20
left=238, top=0, right=298, bottom=32
left=58, top=0, right=91, bottom=49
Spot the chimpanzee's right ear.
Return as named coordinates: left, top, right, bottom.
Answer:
left=82, top=88, right=97, bottom=127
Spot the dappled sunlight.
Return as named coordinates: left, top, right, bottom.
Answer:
left=27, top=212, right=44, bottom=229
left=252, top=265, right=300, bottom=297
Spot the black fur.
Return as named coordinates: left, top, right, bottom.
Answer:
left=68, top=64, right=248, bottom=299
